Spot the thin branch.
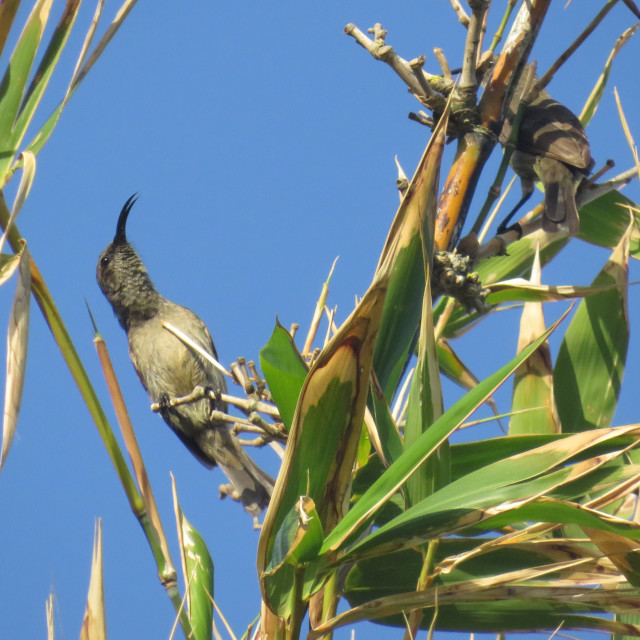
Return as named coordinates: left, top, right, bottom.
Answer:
left=460, top=1, right=490, bottom=90
left=302, top=257, right=338, bottom=356
left=488, top=0, right=517, bottom=53
left=408, top=111, right=434, bottom=127
left=149, top=387, right=286, bottom=441
left=409, top=55, right=438, bottom=100
left=220, top=392, right=281, bottom=419
left=578, top=167, right=638, bottom=206
left=344, top=23, right=444, bottom=108
left=433, top=48, right=452, bottom=81
left=532, top=0, right=620, bottom=97
left=621, top=0, right=640, bottom=19
left=448, top=0, right=470, bottom=27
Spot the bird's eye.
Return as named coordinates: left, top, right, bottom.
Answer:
left=101, top=255, right=110, bottom=266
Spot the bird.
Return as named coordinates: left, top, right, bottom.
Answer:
left=97, top=195, right=274, bottom=523
left=497, top=86, right=593, bottom=236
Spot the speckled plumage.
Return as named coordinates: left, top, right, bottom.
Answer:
left=97, top=196, right=273, bottom=517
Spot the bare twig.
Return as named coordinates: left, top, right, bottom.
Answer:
left=302, top=257, right=339, bottom=356
left=621, top=0, right=640, bottom=19
left=409, top=55, right=438, bottom=100
left=344, top=22, right=444, bottom=108
left=150, top=386, right=207, bottom=411
left=247, top=360, right=267, bottom=396
left=149, top=386, right=285, bottom=442
left=488, top=0, right=517, bottom=53
left=460, top=1, right=490, bottom=90
left=408, top=111, right=434, bottom=127
left=231, top=360, right=254, bottom=394
left=220, top=392, right=281, bottom=419
left=323, top=306, right=338, bottom=346
left=433, top=48, right=452, bottom=81
left=578, top=167, right=639, bottom=206
left=448, top=0, right=470, bottom=27
left=532, top=0, right=620, bottom=98
left=587, top=159, right=616, bottom=185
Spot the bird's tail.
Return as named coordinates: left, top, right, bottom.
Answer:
left=543, top=180, right=580, bottom=235
left=218, top=447, right=275, bottom=520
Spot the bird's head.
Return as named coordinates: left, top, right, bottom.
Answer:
left=97, top=195, right=160, bottom=328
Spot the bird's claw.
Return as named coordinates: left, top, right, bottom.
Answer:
left=496, top=222, right=523, bottom=239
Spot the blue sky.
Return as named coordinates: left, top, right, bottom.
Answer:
left=0, top=2, right=639, bottom=639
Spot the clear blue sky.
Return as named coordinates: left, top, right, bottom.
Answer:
left=0, top=2, right=639, bottom=639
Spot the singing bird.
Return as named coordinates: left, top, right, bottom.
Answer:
left=97, top=195, right=274, bottom=522
left=498, top=87, right=593, bottom=236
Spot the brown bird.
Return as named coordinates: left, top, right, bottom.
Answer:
left=97, top=196, right=274, bottom=524
left=498, top=87, right=593, bottom=236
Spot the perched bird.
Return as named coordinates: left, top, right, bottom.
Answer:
left=498, top=87, right=593, bottom=236
left=97, top=195, right=274, bottom=522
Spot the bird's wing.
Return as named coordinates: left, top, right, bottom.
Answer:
left=518, top=99, right=592, bottom=170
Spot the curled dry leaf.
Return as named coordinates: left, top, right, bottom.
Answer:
left=0, top=246, right=30, bottom=472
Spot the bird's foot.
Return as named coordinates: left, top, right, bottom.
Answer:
left=496, top=221, right=523, bottom=239
left=151, top=387, right=208, bottom=412
left=219, top=482, right=241, bottom=502
left=150, top=393, right=172, bottom=412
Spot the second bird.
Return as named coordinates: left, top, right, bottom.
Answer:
left=96, top=195, right=274, bottom=522
left=498, top=85, right=593, bottom=236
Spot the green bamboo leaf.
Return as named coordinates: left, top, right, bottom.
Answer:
left=554, top=226, right=630, bottom=431
left=580, top=23, right=640, bottom=126
left=321, top=578, right=640, bottom=637
left=434, top=229, right=568, bottom=339
left=475, top=229, right=568, bottom=285
left=510, top=246, right=558, bottom=434
left=449, top=434, right=559, bottom=478
left=437, top=338, right=502, bottom=423
left=437, top=338, right=479, bottom=389
left=321, top=310, right=569, bottom=555
left=0, top=150, right=35, bottom=255
left=344, top=426, right=640, bottom=561
left=265, top=497, right=323, bottom=575
left=484, top=279, right=624, bottom=304
left=258, top=269, right=388, bottom=613
left=0, top=0, right=20, bottom=63
left=404, top=279, right=448, bottom=504
left=259, top=321, right=307, bottom=430
left=345, top=536, right=615, bottom=602
left=368, top=382, right=403, bottom=466
left=583, top=526, right=640, bottom=587
left=403, top=111, right=447, bottom=506
left=578, top=191, right=640, bottom=257
left=11, top=0, right=82, bottom=148
left=21, top=0, right=106, bottom=164
left=173, top=479, right=214, bottom=640
left=0, top=0, right=52, bottom=178
left=478, top=495, right=640, bottom=542
left=8, top=1, right=140, bottom=184
left=615, top=609, right=640, bottom=640
left=372, top=104, right=447, bottom=402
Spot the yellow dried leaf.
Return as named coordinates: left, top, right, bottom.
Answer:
left=0, top=246, right=31, bottom=471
